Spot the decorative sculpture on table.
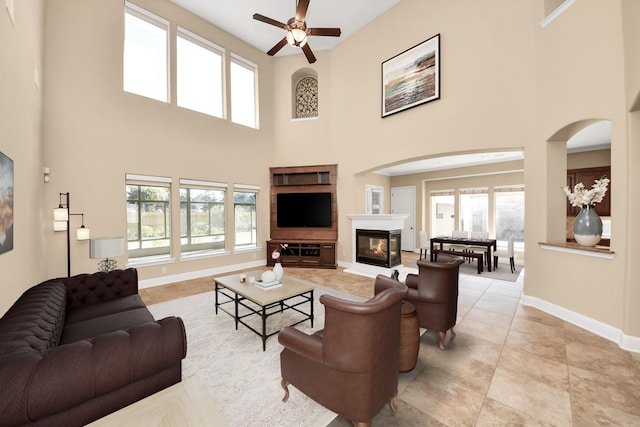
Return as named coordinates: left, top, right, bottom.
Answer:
left=272, top=243, right=287, bottom=280
left=563, top=176, right=610, bottom=247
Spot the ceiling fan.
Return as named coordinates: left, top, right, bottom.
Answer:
left=253, top=0, right=341, bottom=63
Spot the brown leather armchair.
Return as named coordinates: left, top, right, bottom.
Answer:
left=387, top=253, right=463, bottom=350
left=278, top=275, right=407, bottom=427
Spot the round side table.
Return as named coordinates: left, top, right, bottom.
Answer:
left=399, top=301, right=420, bottom=372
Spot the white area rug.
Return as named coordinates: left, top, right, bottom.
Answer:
left=148, top=282, right=365, bottom=427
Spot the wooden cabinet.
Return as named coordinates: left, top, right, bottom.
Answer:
left=566, top=166, right=611, bottom=217
left=266, top=240, right=336, bottom=269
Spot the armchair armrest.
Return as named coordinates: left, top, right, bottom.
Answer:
left=405, top=273, right=418, bottom=289
left=278, top=326, right=323, bottom=363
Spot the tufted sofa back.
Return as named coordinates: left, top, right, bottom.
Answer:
left=0, top=280, right=67, bottom=357
left=65, top=268, right=138, bottom=309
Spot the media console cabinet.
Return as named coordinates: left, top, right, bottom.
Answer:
left=266, top=240, right=337, bottom=269
left=268, top=164, right=338, bottom=270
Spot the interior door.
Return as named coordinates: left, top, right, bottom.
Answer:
left=391, top=186, right=416, bottom=252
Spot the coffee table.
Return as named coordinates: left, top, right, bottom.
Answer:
left=214, top=269, right=314, bottom=351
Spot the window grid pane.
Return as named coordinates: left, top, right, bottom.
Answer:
left=460, top=193, right=488, bottom=233
left=177, top=33, right=223, bottom=118
left=180, top=187, right=225, bottom=253
left=430, top=194, right=455, bottom=237
left=494, top=190, right=525, bottom=249
left=234, top=191, right=257, bottom=247
left=230, top=60, right=257, bottom=128
left=126, top=183, right=171, bottom=257
left=123, top=8, right=168, bottom=102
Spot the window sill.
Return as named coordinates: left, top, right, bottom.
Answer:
left=538, top=242, right=614, bottom=259
left=181, top=249, right=229, bottom=261
left=127, top=255, right=175, bottom=268
left=234, top=245, right=262, bottom=254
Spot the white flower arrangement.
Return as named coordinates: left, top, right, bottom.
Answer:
left=563, top=176, right=610, bottom=207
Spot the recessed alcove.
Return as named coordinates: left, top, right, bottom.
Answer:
left=291, top=68, right=318, bottom=119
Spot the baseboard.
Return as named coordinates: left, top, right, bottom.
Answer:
left=521, top=294, right=640, bottom=354
left=138, top=260, right=266, bottom=289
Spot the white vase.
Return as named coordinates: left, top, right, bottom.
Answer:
left=273, top=262, right=284, bottom=280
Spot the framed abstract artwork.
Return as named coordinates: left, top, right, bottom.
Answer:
left=0, top=151, right=13, bottom=255
left=382, top=34, right=440, bottom=117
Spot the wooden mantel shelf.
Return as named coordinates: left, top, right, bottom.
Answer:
left=539, top=242, right=615, bottom=259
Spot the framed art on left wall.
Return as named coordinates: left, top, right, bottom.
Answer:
left=382, top=33, right=441, bottom=118
left=0, top=151, right=14, bottom=255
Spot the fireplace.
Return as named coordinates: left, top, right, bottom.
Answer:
left=355, top=229, right=401, bottom=268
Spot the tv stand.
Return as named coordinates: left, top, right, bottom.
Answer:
left=267, top=240, right=336, bottom=269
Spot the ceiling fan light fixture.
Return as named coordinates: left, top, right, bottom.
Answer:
left=287, top=28, right=307, bottom=47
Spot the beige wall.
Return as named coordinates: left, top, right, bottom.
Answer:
left=0, top=0, right=46, bottom=313
left=41, top=0, right=277, bottom=285
left=527, top=0, right=634, bottom=335
left=2, top=0, right=639, bottom=345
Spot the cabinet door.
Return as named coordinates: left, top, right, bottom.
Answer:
left=567, top=167, right=611, bottom=217
left=320, top=243, right=336, bottom=267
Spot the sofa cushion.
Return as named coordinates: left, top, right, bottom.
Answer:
left=0, top=280, right=66, bottom=356
left=60, top=307, right=155, bottom=344
left=65, top=268, right=138, bottom=309
left=65, top=294, right=147, bottom=326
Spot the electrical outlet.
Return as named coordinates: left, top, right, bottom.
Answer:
left=161, top=266, right=167, bottom=274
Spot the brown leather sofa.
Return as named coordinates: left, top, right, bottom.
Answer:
left=0, top=268, right=187, bottom=426
left=279, top=275, right=407, bottom=427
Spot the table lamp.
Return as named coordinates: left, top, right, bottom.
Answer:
left=90, top=237, right=124, bottom=272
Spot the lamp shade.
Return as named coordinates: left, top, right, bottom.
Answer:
left=53, top=220, right=67, bottom=231
left=90, top=237, right=124, bottom=259
left=76, top=226, right=90, bottom=241
left=54, top=207, right=69, bottom=221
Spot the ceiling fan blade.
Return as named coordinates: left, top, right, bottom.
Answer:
left=253, top=13, right=287, bottom=30
left=267, top=37, right=288, bottom=56
left=308, top=28, right=342, bottom=37
left=301, top=43, right=316, bottom=64
left=296, top=0, right=310, bottom=22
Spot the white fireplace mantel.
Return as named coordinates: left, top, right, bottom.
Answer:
left=345, top=214, right=410, bottom=278
left=347, top=214, right=408, bottom=231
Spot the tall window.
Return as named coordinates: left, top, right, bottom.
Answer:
left=123, top=2, right=168, bottom=102
left=177, top=27, right=224, bottom=118
left=230, top=54, right=257, bottom=128
left=180, top=180, right=226, bottom=254
left=494, top=185, right=525, bottom=248
left=430, top=191, right=455, bottom=237
left=234, top=186, right=258, bottom=248
left=126, top=175, right=171, bottom=258
left=459, top=188, right=489, bottom=233
left=365, top=185, right=384, bottom=214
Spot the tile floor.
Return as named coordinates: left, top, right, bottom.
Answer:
left=140, top=252, right=640, bottom=426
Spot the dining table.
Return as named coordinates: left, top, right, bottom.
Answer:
left=430, top=236, right=498, bottom=272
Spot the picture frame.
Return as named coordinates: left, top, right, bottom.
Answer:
left=0, top=151, right=14, bottom=255
left=382, top=33, right=440, bottom=118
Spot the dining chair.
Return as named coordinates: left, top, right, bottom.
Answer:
left=493, top=234, right=516, bottom=273
left=418, top=230, right=429, bottom=260
left=444, top=230, right=469, bottom=254
left=467, top=231, right=489, bottom=265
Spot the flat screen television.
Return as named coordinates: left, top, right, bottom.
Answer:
left=277, top=192, right=332, bottom=228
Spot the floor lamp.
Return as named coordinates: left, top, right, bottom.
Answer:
left=53, top=192, right=90, bottom=277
